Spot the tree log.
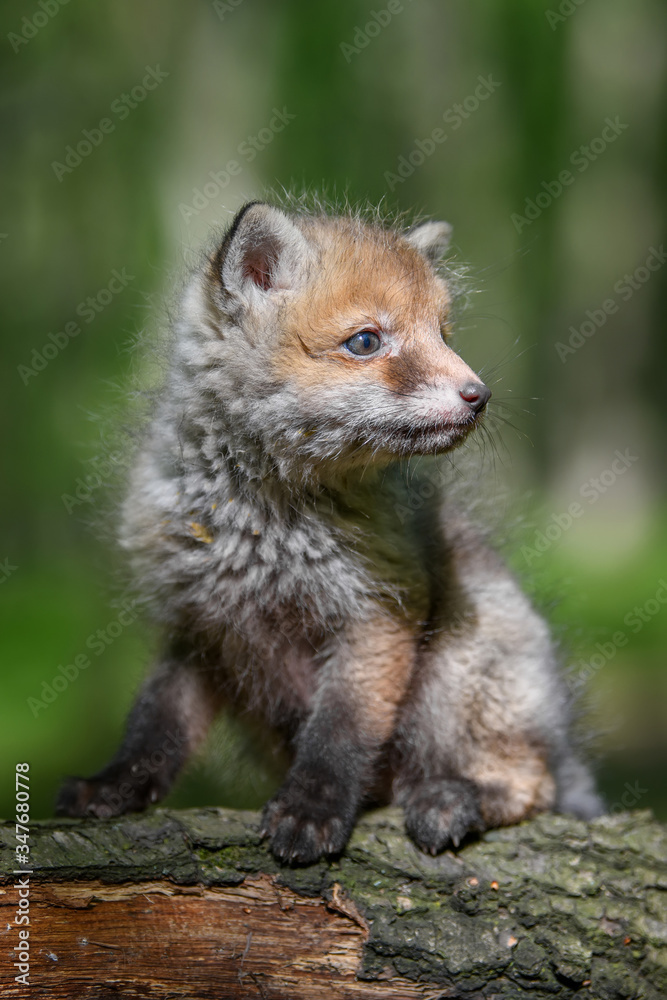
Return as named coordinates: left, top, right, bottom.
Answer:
left=1, top=807, right=666, bottom=998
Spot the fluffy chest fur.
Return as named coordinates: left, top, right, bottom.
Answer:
left=122, top=424, right=439, bottom=640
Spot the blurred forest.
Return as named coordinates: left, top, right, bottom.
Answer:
left=1, top=0, right=665, bottom=821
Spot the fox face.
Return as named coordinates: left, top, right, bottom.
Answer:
left=184, top=202, right=489, bottom=475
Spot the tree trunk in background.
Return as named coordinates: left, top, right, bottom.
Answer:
left=648, top=42, right=667, bottom=489
left=490, top=0, right=570, bottom=479
left=266, top=0, right=408, bottom=202
left=1, top=807, right=665, bottom=999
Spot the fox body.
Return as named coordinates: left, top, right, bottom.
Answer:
left=57, top=201, right=602, bottom=861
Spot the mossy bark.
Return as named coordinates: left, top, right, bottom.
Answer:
left=1, top=807, right=666, bottom=998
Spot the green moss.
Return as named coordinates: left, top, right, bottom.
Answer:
left=1, top=806, right=665, bottom=998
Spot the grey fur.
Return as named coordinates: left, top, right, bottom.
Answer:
left=57, top=201, right=603, bottom=860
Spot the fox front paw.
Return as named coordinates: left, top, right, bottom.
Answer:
left=261, top=773, right=357, bottom=865
left=403, top=778, right=484, bottom=854
left=56, top=769, right=164, bottom=819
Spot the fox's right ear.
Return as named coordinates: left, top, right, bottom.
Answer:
left=216, top=202, right=311, bottom=300
left=405, top=220, right=453, bottom=262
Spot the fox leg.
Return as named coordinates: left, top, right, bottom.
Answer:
left=56, top=638, right=221, bottom=819
left=397, top=741, right=558, bottom=855
left=393, top=615, right=571, bottom=854
left=261, top=614, right=416, bottom=864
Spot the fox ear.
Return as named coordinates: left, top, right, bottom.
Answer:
left=218, top=202, right=310, bottom=298
left=405, top=220, right=453, bottom=262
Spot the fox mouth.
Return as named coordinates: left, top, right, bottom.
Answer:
left=383, top=418, right=477, bottom=455
left=287, top=407, right=482, bottom=464
left=347, top=414, right=479, bottom=458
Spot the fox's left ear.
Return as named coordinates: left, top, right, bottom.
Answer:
left=217, top=202, right=312, bottom=300
left=405, top=220, right=453, bottom=262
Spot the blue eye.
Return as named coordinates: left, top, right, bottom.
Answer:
left=344, top=330, right=382, bottom=356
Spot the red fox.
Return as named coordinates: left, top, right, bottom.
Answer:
left=57, top=200, right=602, bottom=862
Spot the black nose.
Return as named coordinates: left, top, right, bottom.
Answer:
left=459, top=381, right=491, bottom=413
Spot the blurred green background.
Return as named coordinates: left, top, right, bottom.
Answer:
left=1, top=0, right=665, bottom=821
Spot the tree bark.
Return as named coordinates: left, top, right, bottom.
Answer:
left=1, top=807, right=666, bottom=999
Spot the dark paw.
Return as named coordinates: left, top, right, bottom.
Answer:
left=56, top=768, right=164, bottom=819
left=403, top=778, right=484, bottom=854
left=260, top=773, right=356, bottom=865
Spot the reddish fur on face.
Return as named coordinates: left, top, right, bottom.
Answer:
left=273, top=219, right=478, bottom=394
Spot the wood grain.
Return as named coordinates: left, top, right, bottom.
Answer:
left=2, top=875, right=432, bottom=999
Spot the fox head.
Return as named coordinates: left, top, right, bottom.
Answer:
left=180, top=201, right=489, bottom=479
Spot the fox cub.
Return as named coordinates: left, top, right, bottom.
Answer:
left=57, top=200, right=602, bottom=862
